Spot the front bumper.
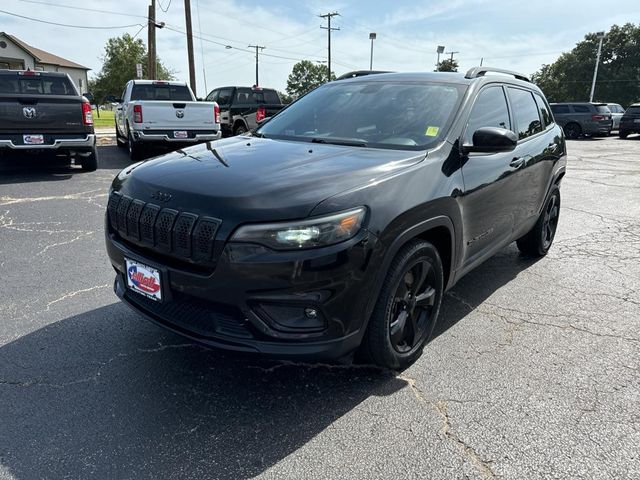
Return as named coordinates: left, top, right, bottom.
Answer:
left=106, top=221, right=380, bottom=360
left=134, top=130, right=221, bottom=143
left=0, top=134, right=96, bottom=150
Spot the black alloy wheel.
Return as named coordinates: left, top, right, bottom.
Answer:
left=563, top=123, right=581, bottom=140
left=389, top=260, right=437, bottom=354
left=362, top=240, right=443, bottom=369
left=541, top=192, right=559, bottom=251
left=516, top=185, right=561, bottom=257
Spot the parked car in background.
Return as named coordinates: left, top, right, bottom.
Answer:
left=106, top=68, right=566, bottom=369
left=0, top=70, right=97, bottom=170
left=115, top=80, right=221, bottom=161
left=618, top=103, right=640, bottom=139
left=606, top=103, right=625, bottom=130
left=204, top=86, right=287, bottom=136
left=549, top=102, right=612, bottom=139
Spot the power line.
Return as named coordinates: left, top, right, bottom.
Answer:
left=14, top=0, right=147, bottom=19
left=158, top=0, right=171, bottom=13
left=0, top=9, right=143, bottom=29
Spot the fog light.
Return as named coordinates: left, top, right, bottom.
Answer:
left=304, top=307, right=318, bottom=319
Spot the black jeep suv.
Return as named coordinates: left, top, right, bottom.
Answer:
left=105, top=68, right=566, bottom=369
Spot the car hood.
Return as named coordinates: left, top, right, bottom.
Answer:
left=114, top=136, right=425, bottom=224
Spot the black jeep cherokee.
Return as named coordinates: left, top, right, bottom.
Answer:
left=105, top=68, right=566, bottom=369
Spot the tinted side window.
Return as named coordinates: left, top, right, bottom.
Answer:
left=626, top=106, right=640, bottom=115
left=235, top=88, right=255, bottom=104
left=465, top=86, right=511, bottom=144
left=264, top=90, right=280, bottom=104
left=508, top=88, right=542, bottom=140
left=551, top=105, right=570, bottom=114
left=572, top=105, right=590, bottom=113
left=217, top=88, right=232, bottom=105
left=534, top=93, right=552, bottom=128
left=205, top=89, right=218, bottom=102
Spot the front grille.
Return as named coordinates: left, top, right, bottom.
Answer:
left=107, top=191, right=221, bottom=264
left=125, top=289, right=253, bottom=339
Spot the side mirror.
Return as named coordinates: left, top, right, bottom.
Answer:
left=463, top=127, right=518, bottom=154
left=82, top=92, right=94, bottom=103
left=105, top=95, right=122, bottom=103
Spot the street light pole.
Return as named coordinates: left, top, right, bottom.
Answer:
left=589, top=31, right=605, bottom=102
left=436, top=45, right=445, bottom=70
left=369, top=33, right=376, bottom=70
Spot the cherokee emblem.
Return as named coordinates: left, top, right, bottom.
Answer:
left=23, top=107, right=36, bottom=118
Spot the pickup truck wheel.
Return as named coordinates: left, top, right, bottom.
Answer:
left=80, top=147, right=98, bottom=172
left=116, top=126, right=126, bottom=148
left=517, top=186, right=560, bottom=257
left=233, top=124, right=247, bottom=136
left=127, top=128, right=144, bottom=161
left=361, top=240, right=443, bottom=370
left=619, top=130, right=629, bottom=139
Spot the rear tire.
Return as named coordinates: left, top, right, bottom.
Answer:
left=563, top=122, right=581, bottom=140
left=127, top=127, right=144, bottom=161
left=516, top=186, right=561, bottom=257
left=619, top=130, right=629, bottom=139
left=361, top=240, right=444, bottom=370
left=233, top=124, right=247, bottom=136
left=80, top=146, right=98, bottom=172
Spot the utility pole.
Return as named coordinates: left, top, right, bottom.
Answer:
left=589, top=31, right=605, bottom=102
left=147, top=0, right=156, bottom=79
left=446, top=51, right=459, bottom=61
left=184, top=0, right=197, bottom=93
left=248, top=44, right=265, bottom=86
left=319, top=12, right=340, bottom=82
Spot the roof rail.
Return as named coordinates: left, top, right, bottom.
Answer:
left=464, top=67, right=530, bottom=83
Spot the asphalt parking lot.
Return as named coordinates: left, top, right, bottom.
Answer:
left=1, top=136, right=639, bottom=479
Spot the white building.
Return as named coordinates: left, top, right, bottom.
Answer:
left=0, top=32, right=90, bottom=93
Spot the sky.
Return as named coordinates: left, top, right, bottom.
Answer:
left=1, top=0, right=639, bottom=98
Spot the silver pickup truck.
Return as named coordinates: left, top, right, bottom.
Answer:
left=115, top=80, right=221, bottom=160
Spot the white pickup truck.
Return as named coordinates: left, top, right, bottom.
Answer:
left=115, top=80, right=221, bottom=160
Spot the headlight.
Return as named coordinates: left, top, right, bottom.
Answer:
left=231, top=207, right=367, bottom=250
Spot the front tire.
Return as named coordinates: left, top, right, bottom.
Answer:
left=563, top=122, right=582, bottom=140
left=516, top=186, right=561, bottom=257
left=619, top=130, right=629, bottom=139
left=362, top=240, right=444, bottom=369
left=233, top=124, right=247, bottom=136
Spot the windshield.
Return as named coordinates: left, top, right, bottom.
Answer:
left=257, top=80, right=466, bottom=150
left=131, top=84, right=193, bottom=101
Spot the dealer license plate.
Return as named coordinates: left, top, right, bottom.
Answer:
left=125, top=258, right=162, bottom=301
left=23, top=134, right=44, bottom=145
left=174, top=130, right=188, bottom=139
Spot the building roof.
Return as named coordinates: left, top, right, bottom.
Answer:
left=1, top=32, right=90, bottom=70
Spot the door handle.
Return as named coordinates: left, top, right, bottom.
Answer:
left=509, top=157, right=525, bottom=168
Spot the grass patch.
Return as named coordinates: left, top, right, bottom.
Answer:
left=92, top=109, right=115, bottom=128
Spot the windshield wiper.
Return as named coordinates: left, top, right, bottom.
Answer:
left=310, top=137, right=367, bottom=147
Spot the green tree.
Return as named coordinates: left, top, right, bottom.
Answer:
left=286, top=60, right=334, bottom=98
left=436, top=58, right=458, bottom=72
left=532, top=23, right=640, bottom=106
left=89, top=33, right=175, bottom=105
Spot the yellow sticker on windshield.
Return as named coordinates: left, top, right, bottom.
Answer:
left=425, top=126, right=440, bottom=137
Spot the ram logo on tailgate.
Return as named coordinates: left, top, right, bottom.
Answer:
left=22, top=107, right=36, bottom=118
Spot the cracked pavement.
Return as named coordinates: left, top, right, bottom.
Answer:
left=0, top=137, right=639, bottom=479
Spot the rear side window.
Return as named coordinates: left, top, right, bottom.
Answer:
left=205, top=89, right=218, bottom=102
left=130, top=84, right=192, bottom=101
left=534, top=93, right=553, bottom=128
left=0, top=75, right=75, bottom=95
left=572, top=105, right=590, bottom=113
left=551, top=104, right=570, bottom=114
left=235, top=88, right=255, bottom=104
left=507, top=87, right=542, bottom=140
left=626, top=106, right=640, bottom=115
left=263, top=90, right=280, bottom=103
left=465, top=86, right=511, bottom=144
